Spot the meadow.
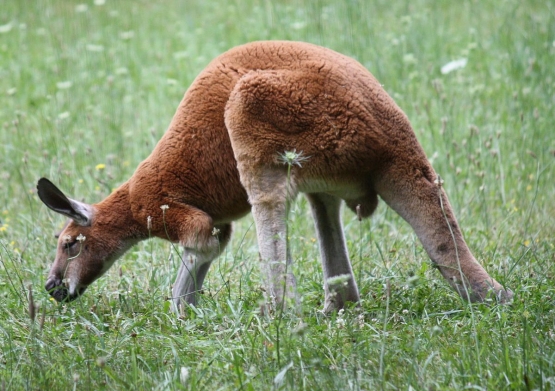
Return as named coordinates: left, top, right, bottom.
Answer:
left=1, top=0, right=554, bottom=389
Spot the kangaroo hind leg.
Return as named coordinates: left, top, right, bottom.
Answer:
left=225, top=70, right=311, bottom=311
left=306, top=193, right=362, bottom=313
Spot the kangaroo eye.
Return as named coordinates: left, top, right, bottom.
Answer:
left=64, top=240, right=77, bottom=250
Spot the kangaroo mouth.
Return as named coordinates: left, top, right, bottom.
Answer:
left=45, top=278, right=86, bottom=302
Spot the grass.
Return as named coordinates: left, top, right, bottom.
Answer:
left=1, top=0, right=554, bottom=389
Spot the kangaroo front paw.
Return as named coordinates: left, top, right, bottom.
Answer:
left=461, top=279, right=514, bottom=305
left=493, top=287, right=514, bottom=304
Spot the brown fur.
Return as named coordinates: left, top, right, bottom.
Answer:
left=38, top=41, right=512, bottom=310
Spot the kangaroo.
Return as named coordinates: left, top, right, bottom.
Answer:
left=37, top=41, right=512, bottom=313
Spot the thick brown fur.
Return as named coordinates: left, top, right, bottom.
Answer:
left=38, top=41, right=512, bottom=310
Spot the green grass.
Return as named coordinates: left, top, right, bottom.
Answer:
left=1, top=0, right=554, bottom=389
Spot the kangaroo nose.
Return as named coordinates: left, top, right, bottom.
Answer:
left=45, top=277, right=86, bottom=302
left=45, top=277, right=69, bottom=302
left=45, top=276, right=60, bottom=292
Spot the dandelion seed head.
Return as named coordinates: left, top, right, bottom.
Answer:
left=284, top=151, right=297, bottom=161
left=326, top=274, right=351, bottom=287
left=278, top=149, right=310, bottom=167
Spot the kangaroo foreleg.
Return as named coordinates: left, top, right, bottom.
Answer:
left=375, top=162, right=512, bottom=303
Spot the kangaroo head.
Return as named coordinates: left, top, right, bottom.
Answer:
left=37, top=178, right=137, bottom=302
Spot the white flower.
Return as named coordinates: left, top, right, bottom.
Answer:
left=434, top=176, right=444, bottom=187
left=86, top=44, right=104, bottom=52
left=441, top=58, right=468, bottom=74
left=76, top=234, right=86, bottom=242
left=160, top=205, right=169, bottom=211
left=0, top=23, right=13, bottom=34
left=336, top=317, right=346, bottom=328
left=119, top=31, right=134, bottom=40
left=357, top=314, right=365, bottom=328
left=180, top=367, right=189, bottom=385
left=403, top=53, right=417, bottom=65
left=58, top=112, right=70, bottom=120
left=56, top=81, right=72, bottom=90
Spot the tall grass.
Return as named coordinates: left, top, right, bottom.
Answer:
left=1, top=0, right=554, bottom=389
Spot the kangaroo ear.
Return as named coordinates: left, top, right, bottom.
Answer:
left=37, top=178, right=93, bottom=226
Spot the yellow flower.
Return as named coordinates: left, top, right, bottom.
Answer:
left=95, top=163, right=106, bottom=171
